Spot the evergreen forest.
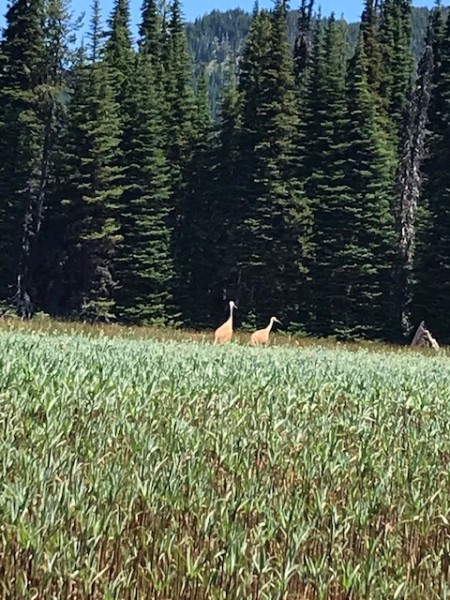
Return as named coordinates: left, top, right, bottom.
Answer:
left=186, top=5, right=434, bottom=116
left=1, top=0, right=450, bottom=342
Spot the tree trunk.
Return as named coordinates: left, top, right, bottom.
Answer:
left=395, top=43, right=434, bottom=337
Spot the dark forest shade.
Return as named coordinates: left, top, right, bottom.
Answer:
left=0, top=0, right=46, bottom=310
left=0, top=0, right=448, bottom=341
left=415, top=8, right=450, bottom=342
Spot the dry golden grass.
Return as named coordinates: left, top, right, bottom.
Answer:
left=0, top=312, right=441, bottom=357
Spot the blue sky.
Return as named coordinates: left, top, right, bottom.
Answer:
left=0, top=0, right=437, bottom=36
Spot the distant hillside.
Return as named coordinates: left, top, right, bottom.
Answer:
left=185, top=6, right=433, bottom=117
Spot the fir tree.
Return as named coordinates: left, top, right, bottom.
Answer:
left=233, top=7, right=278, bottom=324
left=176, top=67, right=217, bottom=327
left=304, top=15, right=351, bottom=336
left=213, top=79, right=244, bottom=318
left=0, top=0, right=75, bottom=316
left=337, top=32, right=397, bottom=338
left=104, top=0, right=134, bottom=115
left=414, top=10, right=450, bottom=339
left=139, top=0, right=163, bottom=66
left=105, top=0, right=133, bottom=67
left=137, top=0, right=167, bottom=172
left=293, top=0, right=314, bottom=84
left=115, top=54, right=175, bottom=324
left=32, top=0, right=82, bottom=313
left=57, top=0, right=123, bottom=320
left=163, top=0, right=195, bottom=170
left=0, top=0, right=46, bottom=313
left=379, top=0, right=414, bottom=145
left=233, top=2, right=312, bottom=326
left=163, top=0, right=196, bottom=319
left=360, top=0, right=384, bottom=97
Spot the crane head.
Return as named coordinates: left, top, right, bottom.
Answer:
left=229, top=300, right=238, bottom=310
left=271, top=316, right=282, bottom=325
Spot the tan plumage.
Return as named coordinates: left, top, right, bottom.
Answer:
left=250, top=317, right=281, bottom=346
left=214, top=301, right=238, bottom=345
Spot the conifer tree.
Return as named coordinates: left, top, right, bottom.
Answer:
left=232, top=7, right=277, bottom=324
left=176, top=67, right=217, bottom=326
left=379, top=0, right=414, bottom=144
left=337, top=32, right=397, bottom=338
left=0, top=0, right=46, bottom=312
left=233, top=2, right=312, bottom=326
left=0, top=0, right=424, bottom=334
left=0, top=0, right=74, bottom=316
left=104, top=0, right=134, bottom=116
left=114, top=54, right=175, bottom=324
left=56, top=0, right=123, bottom=320
left=139, top=0, right=163, bottom=66
left=414, top=10, right=450, bottom=339
left=293, top=0, right=314, bottom=84
left=162, top=0, right=196, bottom=318
left=360, top=0, right=384, bottom=97
left=138, top=0, right=167, bottom=147
left=300, top=15, right=324, bottom=169
left=105, top=0, right=133, bottom=63
left=304, top=15, right=351, bottom=336
left=213, top=80, right=244, bottom=318
left=163, top=0, right=195, bottom=170
left=422, top=3, right=446, bottom=135
left=31, top=0, right=82, bottom=313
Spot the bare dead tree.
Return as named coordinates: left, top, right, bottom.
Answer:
left=14, top=275, right=33, bottom=320
left=410, top=320, right=439, bottom=350
left=395, top=38, right=434, bottom=337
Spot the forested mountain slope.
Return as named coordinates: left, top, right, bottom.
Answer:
left=186, top=6, right=433, bottom=115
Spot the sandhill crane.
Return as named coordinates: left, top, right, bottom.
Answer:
left=250, top=317, right=281, bottom=346
left=214, top=301, right=237, bottom=345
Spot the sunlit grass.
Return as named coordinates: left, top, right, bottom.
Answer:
left=0, top=313, right=437, bottom=355
left=0, top=322, right=449, bottom=598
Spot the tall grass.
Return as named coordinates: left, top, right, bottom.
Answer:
left=0, top=328, right=449, bottom=598
left=0, top=314, right=433, bottom=354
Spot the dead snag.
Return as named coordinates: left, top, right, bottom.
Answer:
left=410, top=321, right=440, bottom=350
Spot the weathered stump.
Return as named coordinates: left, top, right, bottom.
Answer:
left=410, top=321, right=439, bottom=350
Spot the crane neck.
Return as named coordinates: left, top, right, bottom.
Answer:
left=228, top=304, right=234, bottom=324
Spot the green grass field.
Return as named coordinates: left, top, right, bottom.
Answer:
left=1, top=322, right=450, bottom=599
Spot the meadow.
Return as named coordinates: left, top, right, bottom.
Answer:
left=1, top=322, right=450, bottom=599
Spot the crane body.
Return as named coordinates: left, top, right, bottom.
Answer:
left=250, top=317, right=281, bottom=345
left=214, top=301, right=238, bottom=344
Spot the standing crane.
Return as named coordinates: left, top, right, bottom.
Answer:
left=214, top=301, right=238, bottom=344
left=250, top=317, right=281, bottom=345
